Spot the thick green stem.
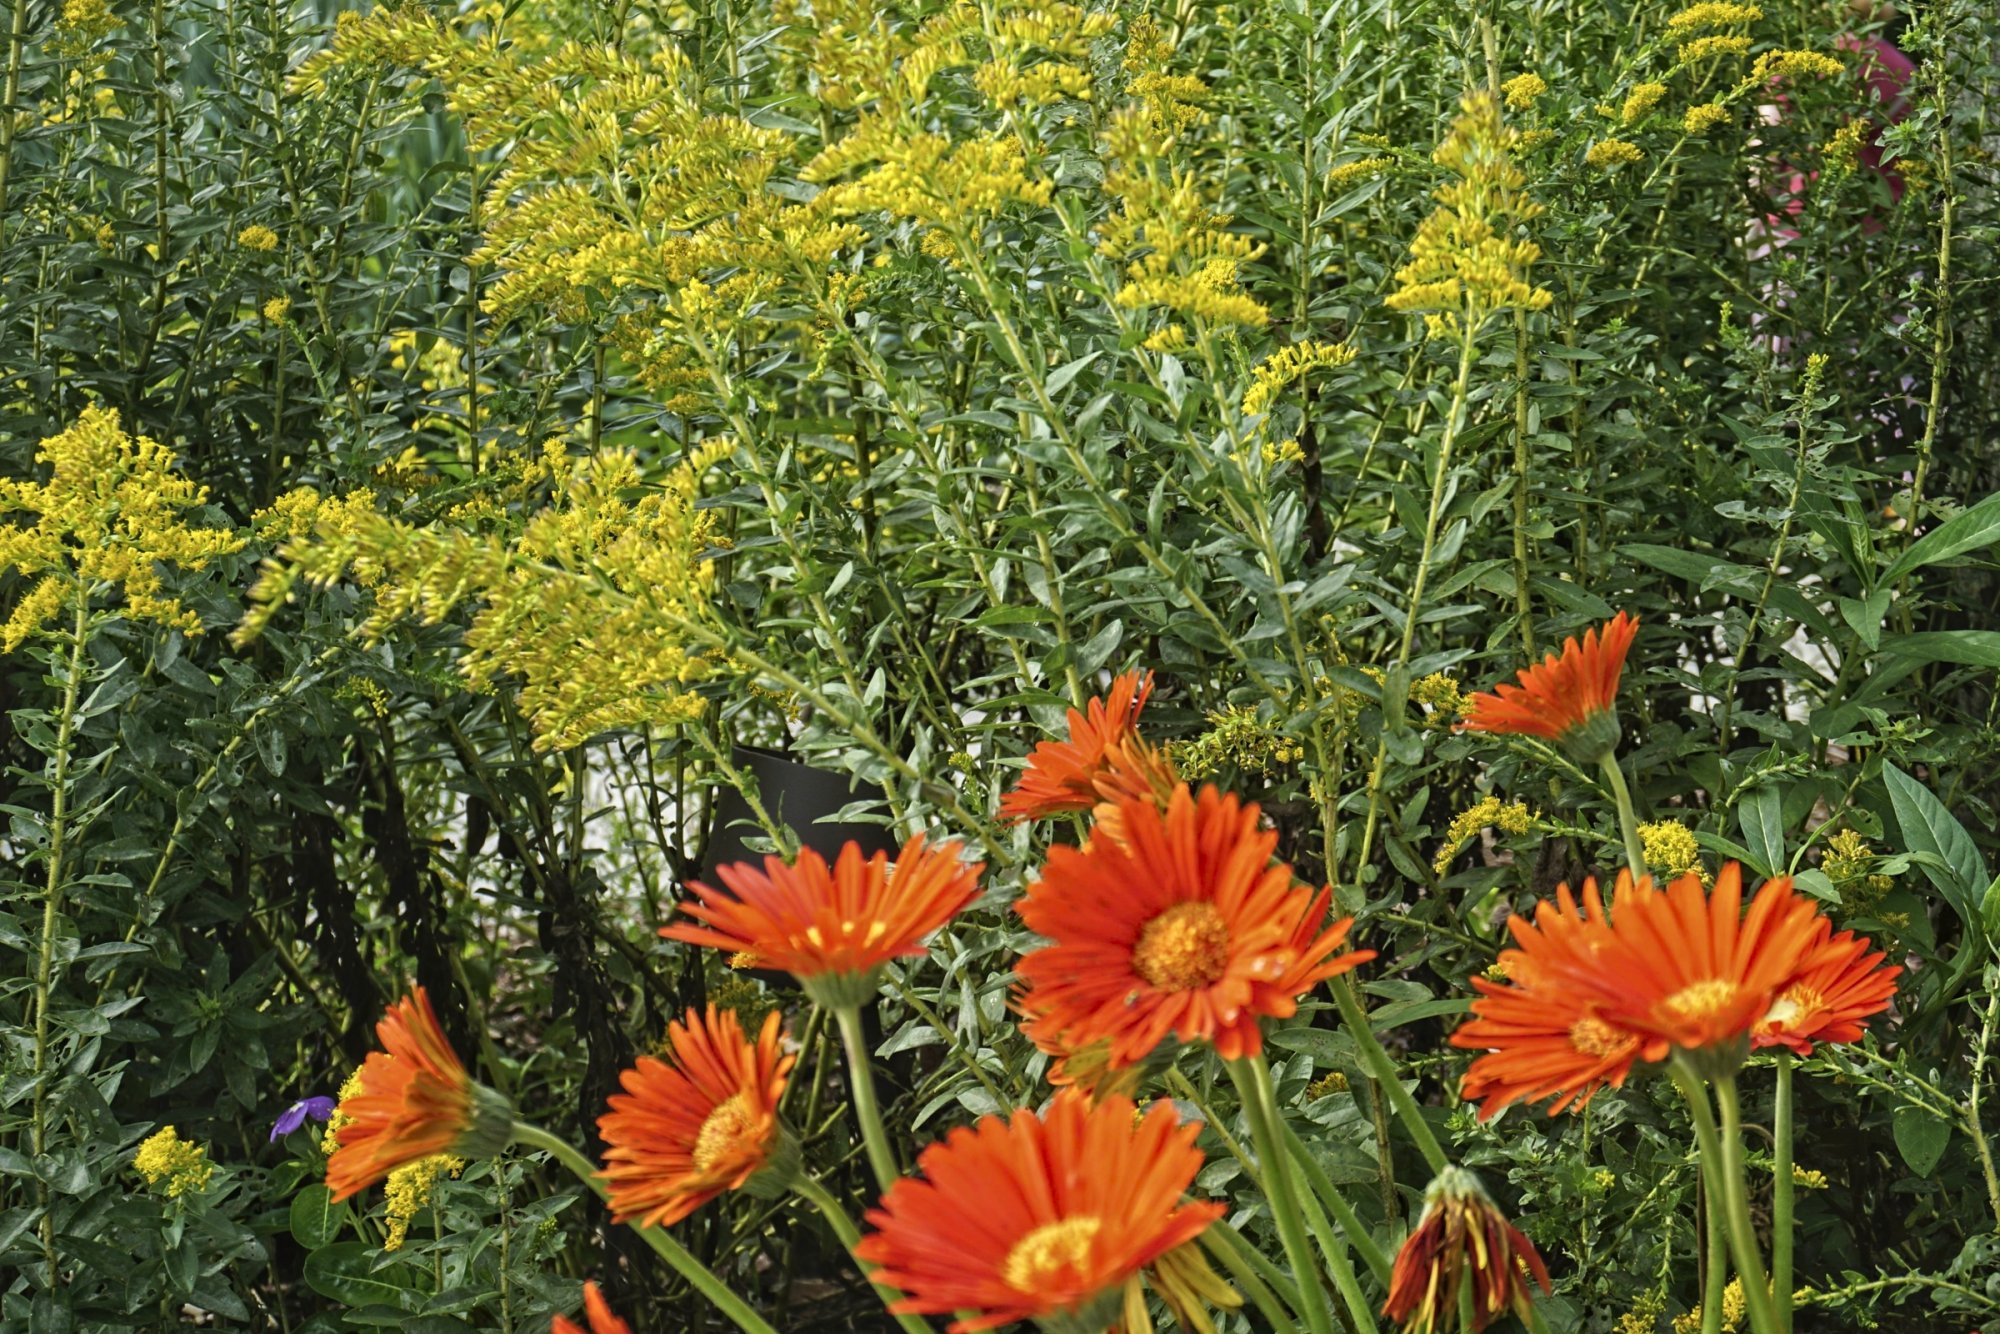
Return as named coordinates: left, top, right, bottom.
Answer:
left=0, top=0, right=30, bottom=214
left=1330, top=976, right=1450, bottom=1173
left=1772, top=1054, right=1794, bottom=1331
left=1229, top=1056, right=1338, bottom=1334
left=794, top=1175, right=933, bottom=1334
left=835, top=1005, right=903, bottom=1194
left=1701, top=1175, right=1726, bottom=1334
left=1280, top=1119, right=1392, bottom=1286
left=1669, top=1068, right=1782, bottom=1334
left=1599, top=751, right=1647, bottom=880
left=1287, top=1150, right=1381, bottom=1333
left=510, top=1122, right=778, bottom=1334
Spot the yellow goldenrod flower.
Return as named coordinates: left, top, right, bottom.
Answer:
left=1667, top=2, right=1763, bottom=32
left=1170, top=705, right=1303, bottom=779
left=1501, top=72, right=1547, bottom=110
left=1142, top=323, right=1188, bottom=353
left=1639, top=819, right=1703, bottom=880
left=1586, top=139, right=1644, bottom=169
left=1434, top=796, right=1536, bottom=876
left=134, top=1126, right=214, bottom=1198
left=1792, top=1165, right=1828, bottom=1189
left=237, top=224, right=279, bottom=252
left=1679, top=34, right=1753, bottom=62
left=322, top=1064, right=367, bottom=1154
left=51, top=0, right=119, bottom=55
left=1622, top=82, right=1668, bottom=124
left=0, top=407, right=245, bottom=650
left=1263, top=437, right=1306, bottom=466
left=1386, top=92, right=1552, bottom=337
left=263, top=295, right=292, bottom=321
left=1590, top=1168, right=1617, bottom=1192
left=1410, top=671, right=1467, bottom=719
left=1823, top=120, right=1867, bottom=176
left=1684, top=102, right=1731, bottom=134
left=1617, top=1292, right=1667, bottom=1334
left=382, top=1154, right=464, bottom=1250
left=1750, top=49, right=1844, bottom=82
left=1324, top=156, right=1389, bottom=190
left=1243, top=340, right=1356, bottom=417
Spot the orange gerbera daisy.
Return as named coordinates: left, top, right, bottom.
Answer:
left=1087, top=735, right=1185, bottom=849
left=1453, top=878, right=1647, bottom=1119
left=1754, top=916, right=1901, bottom=1055
left=1461, top=611, right=1639, bottom=762
left=1015, top=785, right=1374, bottom=1067
left=1384, top=1167, right=1551, bottom=1333
left=662, top=836, right=983, bottom=1007
left=598, top=1006, right=796, bottom=1228
left=326, top=988, right=511, bottom=1202
left=1016, top=991, right=1145, bottom=1101
left=552, top=1282, right=631, bottom=1334
left=1000, top=670, right=1155, bottom=822
left=854, top=1090, right=1223, bottom=1333
left=1552, top=864, right=1822, bottom=1067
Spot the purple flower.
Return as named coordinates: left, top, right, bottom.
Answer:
left=269, top=1096, right=337, bottom=1143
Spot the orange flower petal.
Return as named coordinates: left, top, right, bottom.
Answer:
left=1461, top=611, right=1638, bottom=748
left=326, top=988, right=475, bottom=1202
left=1000, top=671, right=1155, bottom=822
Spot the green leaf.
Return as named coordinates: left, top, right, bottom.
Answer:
left=1881, top=490, right=2000, bottom=585
left=1891, top=1104, right=1951, bottom=1177
left=1737, top=786, right=1785, bottom=878
left=1878, top=631, right=2000, bottom=671
left=1883, top=763, right=1990, bottom=938
left=303, top=1242, right=421, bottom=1310
left=1044, top=350, right=1102, bottom=398
left=289, top=1184, right=350, bottom=1250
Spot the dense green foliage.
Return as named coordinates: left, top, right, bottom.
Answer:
left=1, top=0, right=1998, bottom=1328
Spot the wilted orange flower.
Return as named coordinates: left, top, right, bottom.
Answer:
left=598, top=1007, right=796, bottom=1227
left=327, top=988, right=509, bottom=1202
left=1563, top=864, right=1822, bottom=1060
left=1453, top=878, right=1646, bottom=1119
left=1000, top=670, right=1155, bottom=822
left=1461, top=611, right=1638, bottom=761
left=552, top=1282, right=631, bottom=1334
left=662, top=836, right=983, bottom=1007
left=1015, top=785, right=1374, bottom=1067
left=1754, top=916, right=1900, bottom=1055
left=1017, top=992, right=1145, bottom=1101
left=1088, top=735, right=1184, bottom=848
left=1384, top=1167, right=1551, bottom=1333
left=855, top=1090, right=1223, bottom=1333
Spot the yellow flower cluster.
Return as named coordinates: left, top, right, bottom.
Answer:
left=1172, top=705, right=1304, bottom=779
left=1667, top=2, right=1763, bottom=32
left=1434, top=796, right=1535, bottom=877
left=1501, top=73, right=1547, bottom=110
left=1639, top=819, right=1703, bottom=880
left=1684, top=102, right=1731, bottom=134
left=974, top=2, right=1112, bottom=110
left=1124, top=14, right=1209, bottom=137
left=814, top=129, right=1052, bottom=228
left=1410, top=671, right=1467, bottom=719
left=1679, top=35, right=1752, bottom=63
left=323, top=1064, right=366, bottom=1154
left=1614, top=1293, right=1666, bottom=1334
left=705, top=975, right=783, bottom=1031
left=1324, top=156, right=1389, bottom=191
left=262, top=295, right=291, bottom=321
left=51, top=0, right=120, bottom=56
left=1263, top=437, right=1306, bottom=466
left=133, top=1126, right=214, bottom=1198
left=1793, top=1165, right=1829, bottom=1188
left=0, top=407, right=245, bottom=651
left=1821, top=827, right=1894, bottom=915
left=1671, top=1278, right=1748, bottom=1333
left=242, top=441, right=730, bottom=751
left=237, top=224, right=279, bottom=252
left=1385, top=92, right=1552, bottom=338
left=383, top=1154, right=465, bottom=1250
left=1823, top=120, right=1867, bottom=176
left=1751, top=49, right=1844, bottom=82
left=1243, top=340, right=1356, bottom=417
left=1586, top=138, right=1644, bottom=169
left=1623, top=82, right=1668, bottom=124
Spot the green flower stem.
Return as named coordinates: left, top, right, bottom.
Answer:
left=1668, top=1067, right=1782, bottom=1334
left=1229, top=1056, right=1338, bottom=1334
left=510, top=1122, right=777, bottom=1334
left=1773, top=1053, right=1795, bottom=1332
left=793, top=1174, right=933, bottom=1334
left=1598, top=751, right=1647, bottom=880
left=1701, top=1178, right=1726, bottom=1334
left=1280, top=1118, right=1393, bottom=1286
left=1289, top=1154, right=1382, bottom=1334
left=834, top=1004, right=903, bottom=1194
left=1330, top=976, right=1451, bottom=1173
left=1201, top=1225, right=1303, bottom=1334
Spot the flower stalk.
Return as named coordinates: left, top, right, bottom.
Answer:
left=1229, top=1055, right=1338, bottom=1334
left=1669, top=1065, right=1783, bottom=1334
left=834, top=1004, right=903, bottom=1194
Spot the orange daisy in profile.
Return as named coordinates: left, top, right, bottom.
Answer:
left=1015, top=785, right=1374, bottom=1067
left=1087, top=735, right=1185, bottom=849
left=326, top=988, right=510, bottom=1202
left=552, top=1282, right=631, bottom=1334
left=1000, top=670, right=1155, bottom=822
left=1461, top=611, right=1639, bottom=762
left=598, top=1006, right=796, bottom=1228
left=1453, top=878, right=1646, bottom=1119
left=1754, top=916, right=1901, bottom=1055
left=1384, top=1167, right=1551, bottom=1333
left=1554, top=864, right=1822, bottom=1063
left=662, top=836, right=983, bottom=1007
left=1016, top=991, right=1144, bottom=1101
left=854, top=1090, right=1222, bottom=1332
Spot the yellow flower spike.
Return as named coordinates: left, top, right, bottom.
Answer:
left=1679, top=34, right=1752, bottom=62
left=1243, top=340, right=1356, bottom=418
left=237, top=224, right=279, bottom=252
left=1622, top=82, right=1668, bottom=124
left=1501, top=72, right=1547, bottom=110
left=133, top=1126, right=214, bottom=1198
left=1685, top=103, right=1731, bottom=134
left=382, top=1154, right=465, bottom=1251
left=1666, top=2, right=1763, bottom=32
left=1586, top=139, right=1645, bottom=169
left=1638, top=819, right=1704, bottom=881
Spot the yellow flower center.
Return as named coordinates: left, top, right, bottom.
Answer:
left=1002, top=1215, right=1104, bottom=1292
left=1567, top=1014, right=1632, bottom=1057
left=1132, top=902, right=1231, bottom=991
left=1763, top=985, right=1824, bottom=1031
left=692, top=1094, right=759, bottom=1176
left=1663, top=978, right=1741, bottom=1024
